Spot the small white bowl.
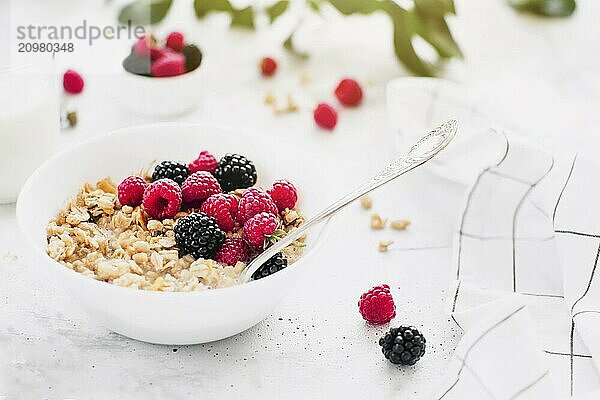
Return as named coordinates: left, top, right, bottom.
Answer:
left=116, top=65, right=203, bottom=119
left=16, top=124, right=331, bottom=344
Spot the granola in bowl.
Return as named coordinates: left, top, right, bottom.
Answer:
left=46, top=151, right=305, bottom=292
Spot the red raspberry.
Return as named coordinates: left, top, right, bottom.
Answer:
left=181, top=171, right=222, bottom=208
left=243, top=212, right=279, bottom=248
left=63, top=69, right=84, bottom=94
left=214, top=238, right=249, bottom=266
left=334, top=78, right=363, bottom=107
left=267, top=180, right=298, bottom=211
left=118, top=176, right=147, bottom=207
left=133, top=35, right=162, bottom=60
left=358, top=284, right=396, bottom=324
left=260, top=57, right=277, bottom=77
left=313, top=103, right=337, bottom=130
left=166, top=32, right=185, bottom=52
left=189, top=150, right=218, bottom=174
left=151, top=52, right=186, bottom=77
left=200, top=193, right=238, bottom=231
left=236, top=187, right=278, bottom=224
left=142, top=179, right=182, bottom=220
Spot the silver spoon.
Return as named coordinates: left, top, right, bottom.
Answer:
left=243, top=119, right=458, bottom=282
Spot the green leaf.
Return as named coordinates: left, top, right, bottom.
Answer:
left=508, top=0, right=576, bottom=17
left=411, top=5, right=462, bottom=58
left=266, top=1, right=290, bottom=23
left=194, top=0, right=255, bottom=29
left=328, top=0, right=437, bottom=76
left=308, top=0, right=322, bottom=12
left=118, top=0, right=173, bottom=25
left=283, top=33, right=308, bottom=59
left=328, top=0, right=382, bottom=15
left=194, top=0, right=233, bottom=18
left=413, top=0, right=455, bottom=16
left=380, top=0, right=436, bottom=77
left=230, top=6, right=256, bottom=29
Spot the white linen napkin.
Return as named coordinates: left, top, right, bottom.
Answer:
left=387, top=78, right=600, bottom=399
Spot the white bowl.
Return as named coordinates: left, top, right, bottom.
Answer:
left=116, top=66, right=203, bottom=119
left=16, top=124, right=331, bottom=344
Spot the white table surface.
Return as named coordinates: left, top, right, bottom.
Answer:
left=2, top=0, right=600, bottom=398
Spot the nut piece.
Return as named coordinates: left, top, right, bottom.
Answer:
left=370, top=213, right=387, bottom=230
left=360, top=196, right=373, bottom=210
left=265, top=92, right=276, bottom=105
left=378, top=240, right=394, bottom=252
left=391, top=219, right=411, bottom=230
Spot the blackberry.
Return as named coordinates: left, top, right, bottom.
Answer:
left=252, top=252, right=287, bottom=280
left=173, top=213, right=225, bottom=259
left=379, top=326, right=426, bottom=366
left=152, top=161, right=190, bottom=186
left=123, top=52, right=151, bottom=76
left=182, top=44, right=203, bottom=72
left=214, top=154, right=257, bottom=192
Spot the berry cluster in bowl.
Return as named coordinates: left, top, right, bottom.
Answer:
left=123, top=32, right=202, bottom=78
left=46, top=151, right=305, bottom=292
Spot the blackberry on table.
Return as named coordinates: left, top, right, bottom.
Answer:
left=379, top=326, right=426, bottom=366
left=252, top=252, right=287, bottom=280
left=152, top=161, right=190, bottom=186
left=214, top=154, right=257, bottom=192
left=173, top=213, right=225, bottom=259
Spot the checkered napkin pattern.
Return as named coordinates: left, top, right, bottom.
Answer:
left=387, top=79, right=600, bottom=399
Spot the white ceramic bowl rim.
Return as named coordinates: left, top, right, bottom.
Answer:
left=16, top=122, right=332, bottom=298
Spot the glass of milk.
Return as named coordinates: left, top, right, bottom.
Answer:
left=0, top=55, right=60, bottom=203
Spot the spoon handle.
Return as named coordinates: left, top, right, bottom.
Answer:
left=242, top=119, right=458, bottom=282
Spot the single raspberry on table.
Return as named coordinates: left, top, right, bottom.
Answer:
left=200, top=193, right=238, bottom=231
left=151, top=52, right=186, bottom=77
left=118, top=176, right=147, bottom=207
left=236, top=187, right=278, bottom=224
left=313, top=103, right=337, bottom=130
left=260, top=57, right=277, bottom=77
left=358, top=284, right=396, bottom=324
left=181, top=171, right=222, bottom=208
left=243, top=212, right=280, bottom=248
left=142, top=179, right=182, bottom=220
left=166, top=32, right=185, bottom=52
left=63, top=69, right=84, bottom=94
left=334, top=78, right=363, bottom=107
left=189, top=150, right=218, bottom=174
left=268, top=180, right=298, bottom=211
left=214, top=238, right=249, bottom=266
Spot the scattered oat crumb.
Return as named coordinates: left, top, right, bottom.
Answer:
left=286, top=95, right=298, bottom=112
left=378, top=240, right=394, bottom=252
left=273, top=94, right=299, bottom=115
left=265, top=92, right=276, bottom=105
left=360, top=196, right=373, bottom=210
left=370, top=213, right=387, bottom=230
left=299, top=72, right=311, bottom=86
left=1, top=252, right=19, bottom=262
left=391, top=219, right=411, bottom=230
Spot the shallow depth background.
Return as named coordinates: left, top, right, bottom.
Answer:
left=2, top=0, right=600, bottom=398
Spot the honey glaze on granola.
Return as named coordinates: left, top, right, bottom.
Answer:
left=46, top=178, right=305, bottom=291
